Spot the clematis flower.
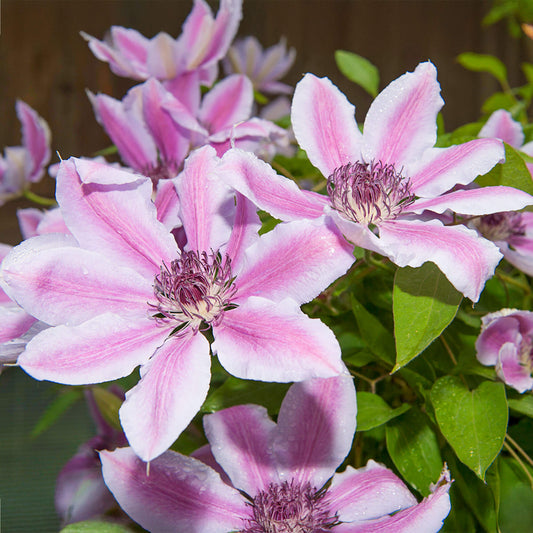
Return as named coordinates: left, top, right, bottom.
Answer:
left=0, top=147, right=354, bottom=461
left=478, top=109, right=533, bottom=176
left=0, top=101, right=51, bottom=206
left=476, top=309, right=533, bottom=393
left=55, top=387, right=128, bottom=525
left=83, top=0, right=242, bottom=87
left=218, top=62, right=533, bottom=301
left=100, top=375, right=452, bottom=533
left=222, top=36, right=296, bottom=95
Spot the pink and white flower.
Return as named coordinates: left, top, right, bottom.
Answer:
left=222, top=36, right=296, bottom=95
left=0, top=101, right=51, bottom=205
left=101, top=375, right=452, bottom=533
left=476, top=309, right=533, bottom=393
left=218, top=62, right=533, bottom=301
left=0, top=147, right=353, bottom=461
left=83, top=0, right=242, bottom=87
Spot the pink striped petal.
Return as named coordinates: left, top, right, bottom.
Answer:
left=176, top=146, right=233, bottom=252
left=501, top=242, right=533, bottom=276
left=378, top=219, right=502, bottom=301
left=146, top=32, right=181, bottom=79
left=362, top=62, right=443, bottom=167
left=190, top=444, right=231, bottom=484
left=199, top=75, right=253, bottom=134
left=0, top=303, right=36, bottom=344
left=409, top=186, right=533, bottom=216
left=161, top=88, right=207, bottom=136
left=16, top=101, right=50, bottom=182
left=497, top=342, right=533, bottom=392
left=56, top=158, right=177, bottom=278
left=0, top=234, right=152, bottom=326
left=273, top=375, right=356, bottom=489
left=18, top=314, right=168, bottom=384
left=335, top=469, right=451, bottom=533
left=219, top=149, right=328, bottom=221
left=292, top=74, right=363, bottom=178
left=479, top=109, right=524, bottom=148
left=476, top=315, right=521, bottom=365
left=88, top=91, right=158, bottom=171
left=100, top=448, right=246, bottom=533
left=16, top=208, right=43, bottom=239
left=409, top=138, right=505, bottom=198
left=222, top=192, right=261, bottom=271
left=141, top=79, right=189, bottom=172
left=328, top=462, right=417, bottom=522
left=234, top=217, right=354, bottom=304
left=120, top=332, right=211, bottom=461
left=212, top=296, right=345, bottom=382
left=154, top=178, right=181, bottom=230
left=110, top=27, right=149, bottom=69
left=203, top=404, right=278, bottom=496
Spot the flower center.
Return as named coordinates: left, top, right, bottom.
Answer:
left=327, top=161, right=414, bottom=226
left=150, top=250, right=237, bottom=335
left=241, top=480, right=338, bottom=533
left=474, top=212, right=526, bottom=242
left=142, top=160, right=180, bottom=183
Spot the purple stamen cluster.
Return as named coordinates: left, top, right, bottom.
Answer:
left=151, top=250, right=237, bottom=334
left=327, top=160, right=415, bottom=226
left=475, top=212, right=526, bottom=242
left=241, top=480, right=338, bottom=533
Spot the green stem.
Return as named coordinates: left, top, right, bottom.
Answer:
left=270, top=160, right=295, bottom=181
left=503, top=439, right=533, bottom=490
left=496, top=272, right=531, bottom=294
left=506, top=433, right=533, bottom=469
left=22, top=189, right=57, bottom=207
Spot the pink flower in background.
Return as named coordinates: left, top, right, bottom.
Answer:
left=476, top=309, right=533, bottom=393
left=101, top=375, right=452, bottom=533
left=0, top=101, right=51, bottom=205
left=55, top=387, right=128, bottom=526
left=222, top=36, right=296, bottom=95
left=479, top=109, right=533, bottom=176
left=0, top=148, right=353, bottom=461
left=219, top=62, right=533, bottom=301
left=83, top=0, right=242, bottom=87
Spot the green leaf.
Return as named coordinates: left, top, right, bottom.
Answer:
left=385, top=407, right=443, bottom=496
left=32, top=388, right=83, bottom=437
left=351, top=294, right=394, bottom=365
left=476, top=142, right=533, bottom=195
left=91, top=386, right=122, bottom=430
left=202, top=376, right=290, bottom=414
left=392, top=263, right=462, bottom=371
left=431, top=377, right=508, bottom=479
left=522, top=62, right=533, bottom=86
left=92, top=145, right=118, bottom=157
left=335, top=50, right=379, bottom=97
left=60, top=521, right=135, bottom=532
left=253, top=89, right=269, bottom=105
left=481, top=92, right=517, bottom=115
left=356, top=392, right=411, bottom=431
left=508, top=394, right=533, bottom=418
left=457, top=52, right=508, bottom=86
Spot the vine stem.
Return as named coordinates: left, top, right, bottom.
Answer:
left=496, top=272, right=531, bottom=294
left=503, top=439, right=533, bottom=490
left=505, top=433, right=533, bottom=468
left=22, top=189, right=57, bottom=207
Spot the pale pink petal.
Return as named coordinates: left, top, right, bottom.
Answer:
left=203, top=404, right=278, bottom=495
left=328, top=462, right=417, bottom=522
left=222, top=192, right=261, bottom=271
left=292, top=73, right=363, bottom=178
left=146, top=32, right=181, bottom=79
left=110, top=26, right=149, bottom=70
left=273, top=375, right=356, bottom=489
left=479, top=109, right=524, bottom=148
left=497, top=342, right=533, bottom=392
left=16, top=208, right=43, bottom=239
left=175, top=146, right=233, bottom=252
left=16, top=101, right=51, bottom=182
left=378, top=219, right=502, bottom=301
left=190, top=444, right=230, bottom=484
left=18, top=314, right=168, bottom=384
left=199, top=75, right=253, bottom=134
left=56, top=158, right=177, bottom=277
left=88, top=91, right=158, bottom=171
left=219, top=149, right=328, bottom=221
left=154, top=178, right=181, bottom=231
left=163, top=70, right=202, bottom=112
left=501, top=242, right=533, bottom=276
left=100, top=448, right=246, bottom=533
left=362, top=62, right=443, bottom=167
left=212, top=296, right=345, bottom=382
left=141, top=79, right=189, bottom=172
left=234, top=217, right=354, bottom=304
left=177, top=0, right=214, bottom=70
left=0, top=303, right=36, bottom=344
left=408, top=139, right=505, bottom=198
left=409, top=186, right=533, bottom=216
left=120, top=332, right=211, bottom=461
left=161, top=89, right=207, bottom=136
left=336, top=470, right=451, bottom=533
left=476, top=316, right=521, bottom=365
left=0, top=234, right=152, bottom=326
left=0, top=321, right=47, bottom=365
